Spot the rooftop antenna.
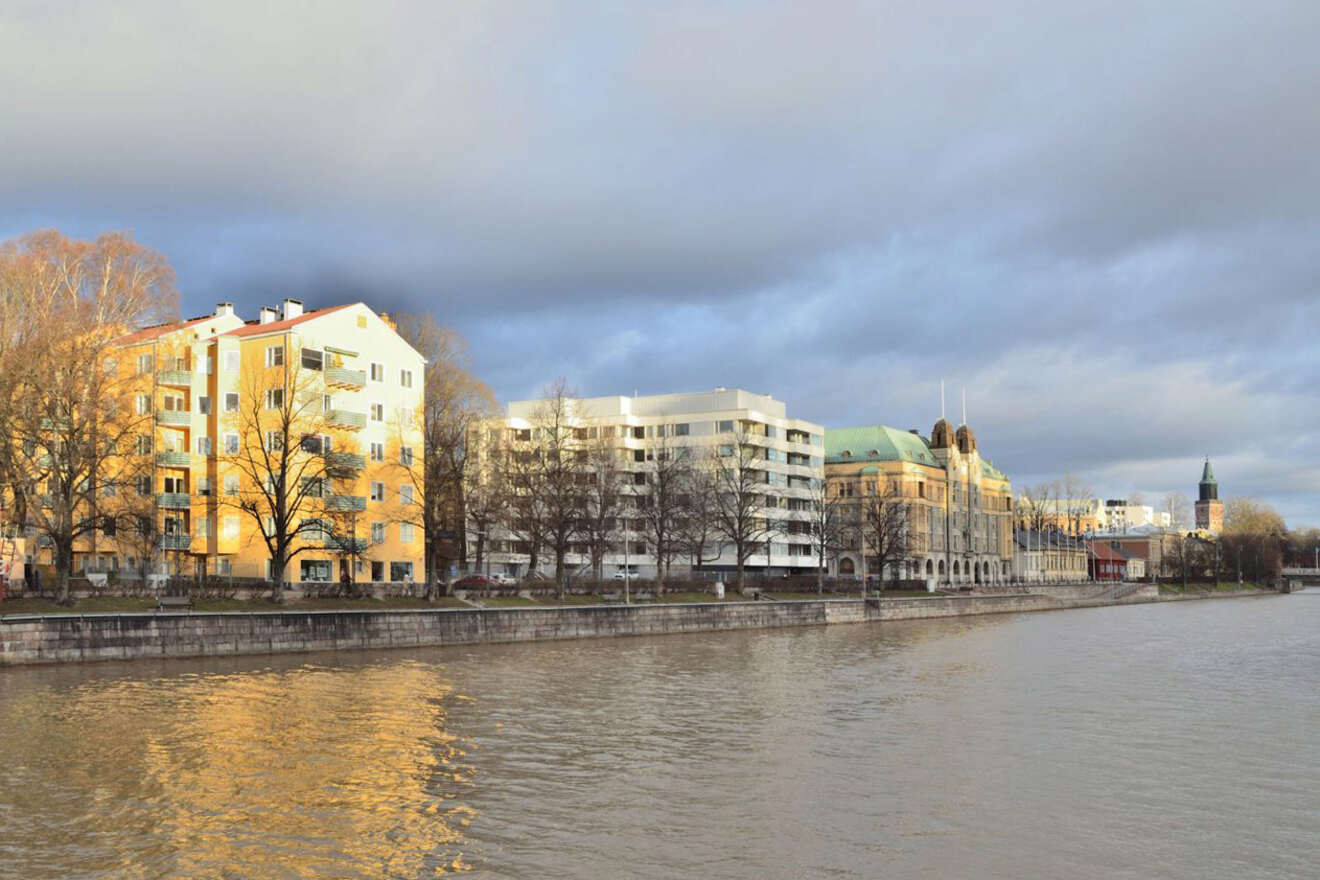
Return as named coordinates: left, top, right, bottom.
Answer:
left=940, top=378, right=945, bottom=420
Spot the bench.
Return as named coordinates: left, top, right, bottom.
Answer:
left=156, top=594, right=194, bottom=612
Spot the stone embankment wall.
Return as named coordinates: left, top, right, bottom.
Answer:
left=0, top=584, right=1266, bottom=667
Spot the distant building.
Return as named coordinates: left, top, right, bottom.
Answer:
left=1088, top=540, right=1143, bottom=581
left=1194, top=458, right=1223, bottom=534
left=1099, top=500, right=1171, bottom=533
left=1014, top=529, right=1088, bottom=583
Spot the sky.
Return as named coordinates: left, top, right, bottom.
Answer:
left=3, top=1, right=1319, bottom=525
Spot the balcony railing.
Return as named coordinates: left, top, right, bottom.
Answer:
left=327, top=408, right=366, bottom=429
left=157, top=409, right=190, bottom=427
left=325, top=367, right=367, bottom=389
left=324, top=494, right=367, bottom=512
left=156, top=450, right=192, bottom=468
left=161, top=534, right=192, bottom=551
left=157, top=492, right=191, bottom=509
left=324, top=535, right=368, bottom=554
left=325, top=451, right=366, bottom=472
left=157, top=369, right=192, bottom=387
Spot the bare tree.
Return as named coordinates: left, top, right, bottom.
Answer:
left=637, top=433, right=692, bottom=595
left=805, top=476, right=845, bottom=593
left=393, top=315, right=496, bottom=585
left=577, top=433, right=623, bottom=581
left=1162, top=491, right=1191, bottom=531
left=708, top=428, right=776, bottom=593
left=0, top=230, right=178, bottom=602
left=462, top=427, right=509, bottom=590
left=1060, top=473, right=1095, bottom=536
left=218, top=357, right=342, bottom=600
left=859, top=482, right=911, bottom=590
left=677, top=463, right=723, bottom=577
left=1016, top=481, right=1057, bottom=533
left=516, top=379, right=589, bottom=599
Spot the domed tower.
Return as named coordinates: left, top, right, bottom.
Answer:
left=930, top=418, right=955, bottom=450
left=1194, top=458, right=1223, bottom=534
left=955, top=424, right=977, bottom=454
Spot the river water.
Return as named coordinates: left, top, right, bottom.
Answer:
left=1, top=594, right=1317, bottom=879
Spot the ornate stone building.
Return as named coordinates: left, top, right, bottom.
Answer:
left=824, top=419, right=1015, bottom=587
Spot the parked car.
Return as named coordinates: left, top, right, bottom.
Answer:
left=611, top=571, right=638, bottom=580
left=451, top=574, right=491, bottom=589
left=491, top=574, right=517, bottom=586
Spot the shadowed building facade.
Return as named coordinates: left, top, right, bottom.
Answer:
left=824, top=419, right=1015, bottom=587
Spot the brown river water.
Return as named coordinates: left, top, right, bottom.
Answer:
left=1, top=593, right=1317, bottom=879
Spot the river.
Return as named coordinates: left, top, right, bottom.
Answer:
left=1, top=593, right=1316, bottom=879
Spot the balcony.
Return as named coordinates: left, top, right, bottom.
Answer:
left=324, top=535, right=368, bottom=554
left=157, top=492, right=191, bottom=509
left=156, top=450, right=192, bottom=468
left=161, top=533, right=192, bottom=551
left=156, top=409, right=190, bottom=427
left=324, top=494, right=367, bottom=512
left=326, top=367, right=367, bottom=389
left=325, top=451, right=366, bottom=472
left=158, top=369, right=192, bottom=387
left=327, top=408, right=366, bottom=430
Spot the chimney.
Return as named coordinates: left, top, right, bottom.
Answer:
left=259, top=306, right=278, bottom=324
left=281, top=298, right=303, bottom=320
left=215, top=302, right=235, bottom=318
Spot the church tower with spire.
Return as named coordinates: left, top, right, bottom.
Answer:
left=1194, top=458, right=1223, bottom=534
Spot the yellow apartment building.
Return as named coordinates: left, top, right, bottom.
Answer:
left=57, top=300, right=425, bottom=585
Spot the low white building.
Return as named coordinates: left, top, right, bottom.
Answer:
left=1098, top=500, right=1172, bottom=533
left=477, top=388, right=825, bottom=581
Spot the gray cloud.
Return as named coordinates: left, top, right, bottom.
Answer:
left=2, top=0, right=1318, bottom=523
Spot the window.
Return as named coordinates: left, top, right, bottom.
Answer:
left=136, top=476, right=151, bottom=496
left=398, top=407, right=414, bottom=426
left=266, top=431, right=284, bottom=452
left=370, top=482, right=384, bottom=502
left=163, top=393, right=185, bottom=412
left=197, top=477, right=212, bottom=496
left=135, top=394, right=150, bottom=415
left=197, top=516, right=212, bottom=537
left=300, top=559, right=332, bottom=582
left=198, top=396, right=211, bottom=415
left=223, top=351, right=240, bottom=372
left=371, top=522, right=385, bottom=544
left=136, top=435, right=152, bottom=455
left=265, top=388, right=283, bottom=410
left=370, top=442, right=384, bottom=462
left=370, top=362, right=384, bottom=382
left=163, top=475, right=185, bottom=494
left=401, top=523, right=415, bottom=544
left=224, top=475, right=239, bottom=496
left=204, top=355, right=213, bottom=375
left=400, top=446, right=414, bottom=466
left=224, top=392, right=239, bottom=412
left=197, top=436, right=212, bottom=455
left=717, top=420, right=734, bottom=433
left=370, top=403, right=383, bottom=422
left=673, top=423, right=690, bottom=436
left=400, top=485, right=414, bottom=505
left=101, top=516, right=116, bottom=537
left=224, top=433, right=239, bottom=454
left=137, top=354, right=153, bottom=375
left=102, top=482, right=117, bottom=498
left=265, top=345, right=284, bottom=367
left=300, top=476, right=325, bottom=498
left=400, top=368, right=413, bottom=388
left=390, top=562, right=414, bottom=582
left=301, top=347, right=323, bottom=370
left=104, top=358, right=118, bottom=375
left=218, top=558, right=232, bottom=575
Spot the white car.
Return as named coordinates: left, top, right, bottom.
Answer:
left=491, top=574, right=517, bottom=586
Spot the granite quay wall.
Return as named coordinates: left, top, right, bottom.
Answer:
left=0, top=584, right=1276, bottom=667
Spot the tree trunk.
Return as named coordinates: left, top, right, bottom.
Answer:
left=55, top=540, right=73, bottom=604
left=817, top=549, right=825, bottom=594
left=735, top=549, right=745, bottom=594
left=555, top=551, right=566, bottom=601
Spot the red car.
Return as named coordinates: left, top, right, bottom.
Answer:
left=451, top=574, right=491, bottom=589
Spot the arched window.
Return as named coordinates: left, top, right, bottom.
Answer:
left=952, top=560, right=960, bottom=576
left=925, top=559, right=934, bottom=575
left=840, top=557, right=855, bottom=575
left=938, top=559, right=946, bottom=576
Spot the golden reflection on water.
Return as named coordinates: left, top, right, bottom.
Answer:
left=0, top=660, right=477, bottom=879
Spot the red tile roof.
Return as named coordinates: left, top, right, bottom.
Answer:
left=112, top=314, right=220, bottom=346
left=223, top=303, right=357, bottom=338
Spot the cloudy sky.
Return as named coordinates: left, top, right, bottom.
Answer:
left=3, top=1, right=1318, bottom=524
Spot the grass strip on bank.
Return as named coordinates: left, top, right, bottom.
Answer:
left=1158, top=582, right=1270, bottom=596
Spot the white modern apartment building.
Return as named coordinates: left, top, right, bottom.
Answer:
left=1098, top=500, right=1172, bottom=533
left=478, top=388, right=826, bottom=580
